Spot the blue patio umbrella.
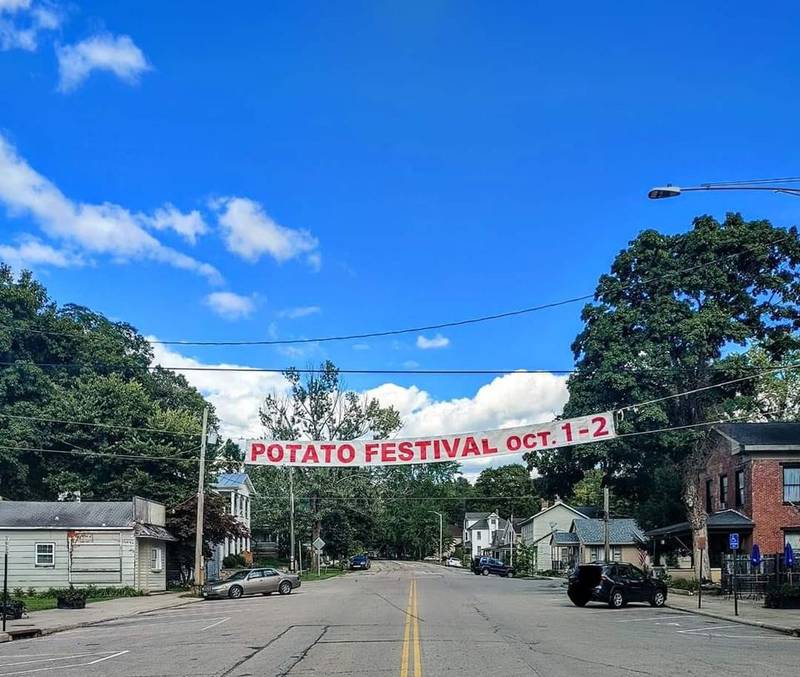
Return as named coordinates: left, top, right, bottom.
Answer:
left=750, top=544, right=761, bottom=567
left=785, top=542, right=795, bottom=568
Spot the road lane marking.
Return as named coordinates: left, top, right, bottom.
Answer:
left=400, top=580, right=413, bottom=676
left=2, top=653, right=107, bottom=667
left=1, top=650, right=129, bottom=675
left=677, top=624, right=739, bottom=633
left=615, top=615, right=685, bottom=623
left=412, top=579, right=422, bottom=677
left=201, top=617, right=230, bottom=631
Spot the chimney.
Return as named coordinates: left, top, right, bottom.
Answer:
left=540, top=498, right=550, bottom=510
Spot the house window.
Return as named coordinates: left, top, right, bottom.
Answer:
left=35, top=542, right=55, bottom=567
left=735, top=470, right=745, bottom=508
left=719, top=475, right=728, bottom=510
left=784, top=467, right=800, bottom=503
left=612, top=546, right=622, bottom=562
left=785, top=531, right=800, bottom=552
left=150, top=546, right=162, bottom=572
left=476, top=532, right=481, bottom=541
left=705, top=479, right=713, bottom=513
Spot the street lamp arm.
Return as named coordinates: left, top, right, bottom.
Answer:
left=649, top=184, right=800, bottom=199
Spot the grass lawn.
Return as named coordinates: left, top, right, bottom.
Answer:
left=299, top=569, right=344, bottom=582
left=14, top=592, right=143, bottom=613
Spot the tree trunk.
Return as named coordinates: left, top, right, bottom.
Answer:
left=683, top=454, right=709, bottom=582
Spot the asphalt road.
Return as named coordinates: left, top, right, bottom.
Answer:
left=0, top=560, right=797, bottom=676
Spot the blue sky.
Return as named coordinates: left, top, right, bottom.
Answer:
left=2, top=2, right=799, bottom=472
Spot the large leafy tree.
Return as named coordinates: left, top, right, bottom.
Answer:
left=468, top=464, right=540, bottom=518
left=0, top=266, right=224, bottom=504
left=256, top=361, right=402, bottom=566
left=528, top=214, right=800, bottom=528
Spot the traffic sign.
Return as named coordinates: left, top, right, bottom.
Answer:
left=729, top=533, right=739, bottom=550
left=312, top=537, right=326, bottom=551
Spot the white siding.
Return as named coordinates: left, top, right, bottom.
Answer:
left=524, top=503, right=587, bottom=572
left=0, top=529, right=135, bottom=591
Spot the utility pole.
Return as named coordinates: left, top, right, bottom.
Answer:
left=603, top=486, right=610, bottom=562
left=193, top=406, right=209, bottom=590
left=289, top=467, right=296, bottom=572
left=2, top=536, right=8, bottom=632
left=510, top=514, right=514, bottom=568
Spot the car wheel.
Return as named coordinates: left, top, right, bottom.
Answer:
left=481, top=568, right=490, bottom=576
left=228, top=585, right=243, bottom=599
left=608, top=589, right=625, bottom=609
left=473, top=571, right=481, bottom=575
left=278, top=581, right=292, bottom=595
left=506, top=571, right=514, bottom=578
left=650, top=590, right=666, bottom=607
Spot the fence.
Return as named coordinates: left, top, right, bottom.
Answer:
left=720, top=553, right=799, bottom=597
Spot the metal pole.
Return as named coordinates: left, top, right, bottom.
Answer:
left=298, top=540, right=303, bottom=575
left=510, top=514, right=514, bottom=568
left=698, top=547, right=703, bottom=609
left=439, top=512, right=443, bottom=564
left=603, top=487, right=610, bottom=562
left=289, top=467, right=296, bottom=572
left=2, top=536, right=8, bottom=632
left=733, top=548, right=739, bottom=616
left=193, top=406, right=209, bottom=590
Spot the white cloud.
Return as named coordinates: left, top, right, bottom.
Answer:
left=0, top=1, right=59, bottom=52
left=148, top=344, right=569, bottom=480
left=211, top=196, right=320, bottom=265
left=403, top=360, right=420, bottom=369
left=278, top=305, right=321, bottom=319
left=352, top=343, right=370, bottom=351
left=0, top=235, right=83, bottom=271
left=416, top=334, right=450, bottom=350
left=56, top=32, right=150, bottom=92
left=147, top=204, right=207, bottom=244
left=204, top=291, right=256, bottom=320
left=149, top=341, right=291, bottom=441
left=0, top=133, right=221, bottom=283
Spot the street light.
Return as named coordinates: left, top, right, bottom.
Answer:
left=427, top=511, right=443, bottom=564
left=648, top=180, right=800, bottom=199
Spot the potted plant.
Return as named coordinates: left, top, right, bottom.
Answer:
left=56, top=586, right=87, bottom=610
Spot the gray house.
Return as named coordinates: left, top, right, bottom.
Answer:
left=0, top=497, right=176, bottom=592
left=549, top=518, right=645, bottom=567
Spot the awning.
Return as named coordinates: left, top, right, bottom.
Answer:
left=645, top=509, right=754, bottom=539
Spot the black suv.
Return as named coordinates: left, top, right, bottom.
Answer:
left=471, top=556, right=515, bottom=577
left=567, top=562, right=667, bottom=609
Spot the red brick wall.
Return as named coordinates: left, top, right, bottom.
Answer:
left=750, top=460, right=800, bottom=552
left=701, top=439, right=751, bottom=517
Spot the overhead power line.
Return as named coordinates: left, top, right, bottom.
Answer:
left=0, top=443, right=201, bottom=462
left=10, top=234, right=795, bottom=348
left=0, top=411, right=201, bottom=437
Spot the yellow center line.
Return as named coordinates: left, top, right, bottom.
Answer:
left=399, top=579, right=413, bottom=677
left=399, top=578, right=422, bottom=677
left=412, top=578, right=422, bottom=676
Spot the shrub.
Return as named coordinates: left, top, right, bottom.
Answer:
left=223, top=553, right=247, bottom=569
left=668, top=577, right=700, bottom=592
left=12, top=587, right=24, bottom=599
left=57, top=587, right=87, bottom=603
left=26, top=587, right=36, bottom=597
left=765, top=583, right=800, bottom=608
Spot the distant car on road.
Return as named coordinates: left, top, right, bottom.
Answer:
left=567, top=562, right=667, bottom=609
left=202, top=568, right=300, bottom=599
left=350, top=553, right=371, bottom=570
left=445, top=557, right=463, bottom=567
left=471, top=556, right=515, bottom=577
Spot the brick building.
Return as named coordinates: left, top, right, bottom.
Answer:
left=647, top=422, right=800, bottom=568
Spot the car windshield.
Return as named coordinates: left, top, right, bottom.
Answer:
left=226, top=571, right=249, bottom=581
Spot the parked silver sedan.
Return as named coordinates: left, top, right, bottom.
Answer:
left=202, top=567, right=301, bottom=599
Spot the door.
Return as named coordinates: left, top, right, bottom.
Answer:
left=619, top=564, right=646, bottom=602
left=262, top=568, right=281, bottom=592
left=244, top=569, right=266, bottom=593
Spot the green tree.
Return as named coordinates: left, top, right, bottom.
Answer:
left=469, top=464, right=539, bottom=518
left=257, top=361, right=402, bottom=567
left=527, top=215, right=800, bottom=533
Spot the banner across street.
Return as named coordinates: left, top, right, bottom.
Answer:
left=244, top=411, right=616, bottom=467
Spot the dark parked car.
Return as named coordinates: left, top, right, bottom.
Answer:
left=471, top=556, right=515, bottom=577
left=350, top=553, right=370, bottom=570
left=567, top=562, right=667, bottom=609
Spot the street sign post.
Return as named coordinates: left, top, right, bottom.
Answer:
left=312, top=537, right=325, bottom=577
left=695, top=534, right=706, bottom=610
left=729, top=533, right=739, bottom=616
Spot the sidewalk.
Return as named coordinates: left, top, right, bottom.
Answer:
left=667, top=591, right=800, bottom=636
left=1, top=592, right=201, bottom=641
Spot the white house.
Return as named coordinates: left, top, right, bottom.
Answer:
left=206, top=472, right=255, bottom=579
left=518, top=501, right=590, bottom=572
left=463, top=511, right=503, bottom=558
left=0, top=497, right=176, bottom=593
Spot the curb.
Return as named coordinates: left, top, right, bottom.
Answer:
left=9, top=596, right=202, bottom=640
left=0, top=632, right=9, bottom=643
left=666, top=603, right=800, bottom=637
